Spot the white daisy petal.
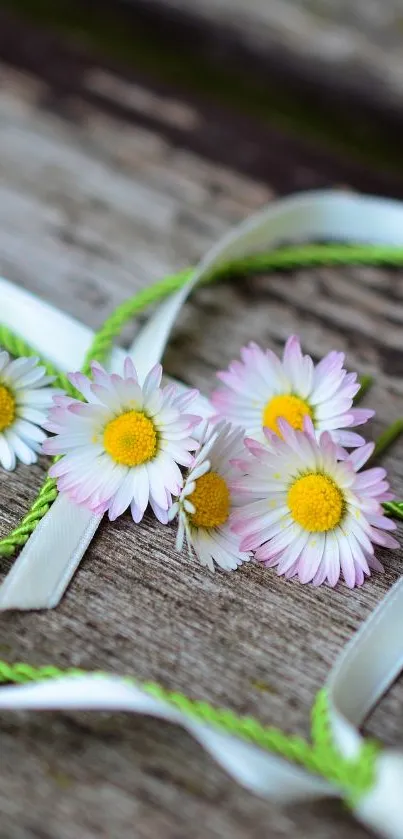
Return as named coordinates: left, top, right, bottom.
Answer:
left=0, top=353, right=57, bottom=470
left=143, top=364, right=163, bottom=397
left=174, top=514, right=185, bottom=550
left=168, top=501, right=179, bottom=522
left=43, top=358, right=200, bottom=524
left=149, top=496, right=170, bottom=524
left=240, top=508, right=290, bottom=551
left=170, top=422, right=251, bottom=571
left=96, top=465, right=128, bottom=508
left=182, top=480, right=196, bottom=498
left=43, top=432, right=93, bottom=454
left=82, top=461, right=124, bottom=508
left=348, top=533, right=370, bottom=574
left=271, top=529, right=309, bottom=574
left=15, top=407, right=48, bottom=426
left=123, top=357, right=138, bottom=381
left=208, top=529, right=246, bottom=570
left=91, top=362, right=113, bottom=388
left=298, top=535, right=326, bottom=584
left=72, top=462, right=115, bottom=506
left=130, top=500, right=143, bottom=524
left=0, top=351, right=10, bottom=374
left=232, top=420, right=397, bottom=588
left=13, top=369, right=54, bottom=390
left=108, top=470, right=136, bottom=521
left=90, top=383, right=122, bottom=413
left=283, top=335, right=313, bottom=398
left=68, top=372, right=96, bottom=402
left=13, top=419, right=47, bottom=444
left=147, top=459, right=170, bottom=510
left=143, top=389, right=163, bottom=416
left=188, top=460, right=210, bottom=481
left=18, top=388, right=60, bottom=407
left=192, top=531, right=215, bottom=572
left=4, top=429, right=37, bottom=465
left=111, top=376, right=143, bottom=411
left=0, top=433, right=16, bottom=470
left=212, top=337, right=368, bottom=449
left=2, top=356, right=38, bottom=384
left=338, top=534, right=357, bottom=588
left=154, top=452, right=183, bottom=495
left=163, top=441, right=194, bottom=467
left=344, top=514, right=374, bottom=554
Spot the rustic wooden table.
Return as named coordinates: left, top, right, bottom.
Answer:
left=1, top=10, right=403, bottom=839
left=140, top=0, right=403, bottom=113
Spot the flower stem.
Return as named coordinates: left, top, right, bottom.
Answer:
left=355, top=374, right=373, bottom=404
left=373, top=418, right=403, bottom=461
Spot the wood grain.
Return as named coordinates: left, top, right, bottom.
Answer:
left=1, top=49, right=403, bottom=839
left=135, top=0, right=403, bottom=111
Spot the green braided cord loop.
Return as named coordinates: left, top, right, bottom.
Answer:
left=82, top=244, right=403, bottom=373
left=0, top=659, right=378, bottom=803
left=81, top=268, right=192, bottom=375
left=1, top=242, right=403, bottom=557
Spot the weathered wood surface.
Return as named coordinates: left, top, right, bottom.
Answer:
left=1, top=37, right=403, bottom=839
left=3, top=5, right=403, bottom=199
left=142, top=0, right=403, bottom=111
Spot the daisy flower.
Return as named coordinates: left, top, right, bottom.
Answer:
left=211, top=337, right=373, bottom=448
left=43, top=359, right=201, bottom=524
left=168, top=421, right=251, bottom=572
left=0, top=350, right=56, bottom=470
left=231, top=418, right=398, bottom=588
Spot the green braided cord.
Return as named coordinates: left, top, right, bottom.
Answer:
left=383, top=500, right=403, bottom=520
left=0, top=659, right=378, bottom=803
left=0, top=477, right=58, bottom=556
left=2, top=241, right=403, bottom=557
left=83, top=244, right=403, bottom=373
left=82, top=267, right=192, bottom=375
left=310, top=689, right=379, bottom=806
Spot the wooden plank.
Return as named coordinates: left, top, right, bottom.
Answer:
left=136, top=0, right=403, bottom=112
left=2, top=3, right=403, bottom=191
left=0, top=35, right=403, bottom=839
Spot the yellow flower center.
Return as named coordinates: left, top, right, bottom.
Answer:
left=103, top=411, right=157, bottom=466
left=263, top=394, right=312, bottom=437
left=188, top=471, right=230, bottom=528
left=287, top=473, right=344, bottom=532
left=0, top=384, right=16, bottom=432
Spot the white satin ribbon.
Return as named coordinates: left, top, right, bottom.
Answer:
left=129, top=189, right=403, bottom=380
left=327, top=576, right=403, bottom=838
left=0, top=674, right=333, bottom=803
left=1, top=578, right=403, bottom=837
left=3, top=189, right=403, bottom=610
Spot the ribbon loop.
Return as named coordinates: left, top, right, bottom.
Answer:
left=355, top=751, right=403, bottom=839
